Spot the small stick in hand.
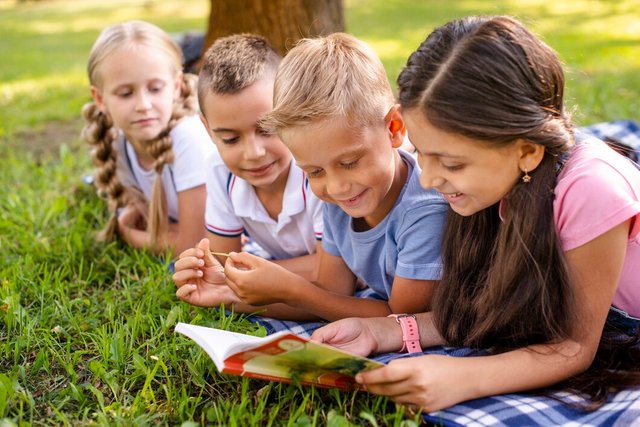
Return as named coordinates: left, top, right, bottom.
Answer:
left=210, top=251, right=231, bottom=258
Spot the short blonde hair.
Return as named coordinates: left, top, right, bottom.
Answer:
left=197, top=34, right=281, bottom=109
left=263, top=33, right=395, bottom=133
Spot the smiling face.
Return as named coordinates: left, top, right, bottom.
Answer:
left=200, top=77, right=292, bottom=191
left=282, top=108, right=406, bottom=228
left=91, top=44, right=181, bottom=150
left=403, top=108, right=525, bottom=217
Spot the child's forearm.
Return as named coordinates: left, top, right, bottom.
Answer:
left=273, top=253, right=318, bottom=281
left=118, top=223, right=180, bottom=256
left=226, top=301, right=322, bottom=321
left=361, top=312, right=445, bottom=354
left=415, top=312, right=446, bottom=348
left=286, top=280, right=397, bottom=321
left=119, top=225, right=149, bottom=250
left=452, top=339, right=593, bottom=401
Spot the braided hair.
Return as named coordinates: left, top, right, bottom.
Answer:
left=81, top=21, right=198, bottom=248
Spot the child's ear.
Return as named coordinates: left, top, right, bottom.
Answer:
left=173, top=71, right=184, bottom=99
left=516, top=139, right=545, bottom=172
left=90, top=85, right=106, bottom=113
left=199, top=113, right=214, bottom=139
left=385, top=104, right=406, bottom=148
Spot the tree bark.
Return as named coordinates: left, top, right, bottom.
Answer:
left=203, top=0, right=345, bottom=57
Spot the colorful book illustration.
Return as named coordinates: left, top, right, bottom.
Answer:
left=175, top=322, right=384, bottom=390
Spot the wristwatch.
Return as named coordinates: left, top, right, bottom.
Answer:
left=387, top=313, right=422, bottom=353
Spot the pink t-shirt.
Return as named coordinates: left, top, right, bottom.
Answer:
left=554, top=138, right=640, bottom=318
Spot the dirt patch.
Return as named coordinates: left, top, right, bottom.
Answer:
left=3, top=118, right=85, bottom=159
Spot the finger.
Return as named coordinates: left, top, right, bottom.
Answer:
left=172, top=268, right=203, bottom=286
left=227, top=251, right=260, bottom=269
left=198, top=238, right=224, bottom=268
left=224, top=275, right=240, bottom=294
left=224, top=276, right=251, bottom=303
left=392, top=394, right=426, bottom=409
left=176, top=284, right=197, bottom=300
left=223, top=256, right=250, bottom=281
left=310, top=324, right=339, bottom=343
left=362, top=377, right=415, bottom=399
left=357, top=363, right=411, bottom=388
left=173, top=255, right=204, bottom=272
left=177, top=246, right=201, bottom=259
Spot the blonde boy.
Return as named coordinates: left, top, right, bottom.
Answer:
left=217, top=33, right=449, bottom=321
left=173, top=35, right=324, bottom=319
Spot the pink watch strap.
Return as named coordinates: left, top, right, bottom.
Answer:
left=388, top=314, right=422, bottom=353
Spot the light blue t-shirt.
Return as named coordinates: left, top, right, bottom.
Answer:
left=322, top=150, right=449, bottom=299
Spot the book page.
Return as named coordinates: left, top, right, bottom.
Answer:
left=175, top=323, right=287, bottom=371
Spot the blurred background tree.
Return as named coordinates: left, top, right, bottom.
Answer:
left=203, top=0, right=345, bottom=57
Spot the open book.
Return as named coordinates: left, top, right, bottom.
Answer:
left=175, top=322, right=384, bottom=390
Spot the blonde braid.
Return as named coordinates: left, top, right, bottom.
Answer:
left=81, top=101, right=132, bottom=241
left=145, top=72, right=199, bottom=247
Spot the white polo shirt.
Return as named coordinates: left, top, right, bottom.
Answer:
left=115, top=114, right=216, bottom=221
left=204, top=156, right=323, bottom=259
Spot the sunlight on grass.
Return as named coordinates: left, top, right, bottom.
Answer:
left=0, top=0, right=637, bottom=137
left=0, top=0, right=209, bottom=136
left=346, top=0, right=639, bottom=121
left=1, top=73, right=87, bottom=104
left=0, top=71, right=88, bottom=137
left=1, top=1, right=639, bottom=424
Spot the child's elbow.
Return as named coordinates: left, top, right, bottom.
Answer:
left=563, top=338, right=600, bottom=377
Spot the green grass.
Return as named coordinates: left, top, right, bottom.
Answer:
left=1, top=0, right=639, bottom=425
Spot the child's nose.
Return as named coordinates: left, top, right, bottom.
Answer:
left=244, top=135, right=266, bottom=160
left=419, top=168, right=445, bottom=190
left=135, top=92, right=152, bottom=111
left=325, top=173, right=349, bottom=197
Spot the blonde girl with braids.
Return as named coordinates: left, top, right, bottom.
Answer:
left=82, top=20, right=216, bottom=256
left=313, top=16, right=640, bottom=412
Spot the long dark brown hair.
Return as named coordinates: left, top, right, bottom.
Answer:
left=398, top=15, right=639, bottom=407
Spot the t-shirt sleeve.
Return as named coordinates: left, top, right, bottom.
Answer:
left=321, top=204, right=340, bottom=255
left=307, top=189, right=324, bottom=241
left=554, top=157, right=640, bottom=251
left=395, top=200, right=448, bottom=280
left=204, top=166, right=244, bottom=237
left=170, top=115, right=217, bottom=192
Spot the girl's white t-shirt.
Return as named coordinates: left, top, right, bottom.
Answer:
left=115, top=114, right=216, bottom=221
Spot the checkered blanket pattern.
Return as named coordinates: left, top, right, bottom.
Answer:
left=579, top=120, right=640, bottom=150
left=372, top=347, right=640, bottom=426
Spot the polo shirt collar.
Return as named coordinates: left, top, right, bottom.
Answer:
left=228, top=160, right=308, bottom=228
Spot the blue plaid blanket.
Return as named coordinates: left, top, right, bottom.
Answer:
left=579, top=119, right=640, bottom=161
left=372, top=348, right=640, bottom=426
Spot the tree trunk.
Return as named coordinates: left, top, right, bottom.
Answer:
left=203, top=0, right=345, bottom=57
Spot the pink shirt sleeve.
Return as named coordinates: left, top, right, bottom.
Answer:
left=554, top=141, right=640, bottom=252
left=554, top=138, right=640, bottom=317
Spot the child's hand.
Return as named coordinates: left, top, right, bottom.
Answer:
left=175, top=280, right=240, bottom=307
left=117, top=203, right=146, bottom=231
left=355, top=355, right=474, bottom=413
left=173, top=238, right=232, bottom=307
left=223, top=252, right=295, bottom=306
left=311, top=317, right=393, bottom=356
